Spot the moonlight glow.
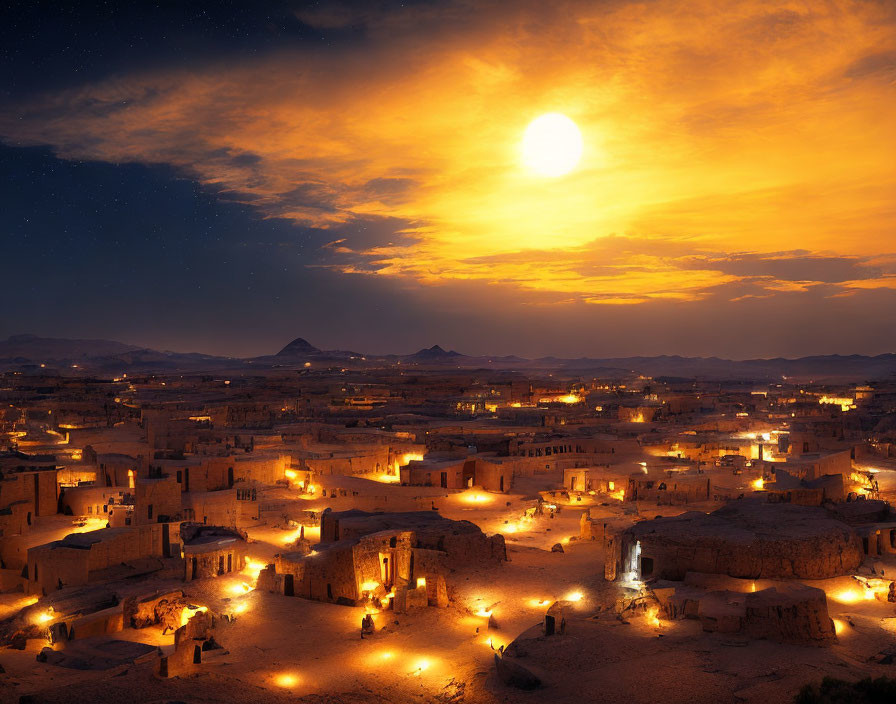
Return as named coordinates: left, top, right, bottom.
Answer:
left=521, top=113, right=584, bottom=177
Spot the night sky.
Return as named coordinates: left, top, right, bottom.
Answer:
left=2, top=1, right=895, bottom=358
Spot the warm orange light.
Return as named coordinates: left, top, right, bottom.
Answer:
left=830, top=588, right=863, bottom=604
left=565, top=591, right=584, bottom=602
left=818, top=396, right=854, bottom=411
left=179, top=604, right=208, bottom=627
left=461, top=490, right=493, bottom=505
left=475, top=608, right=493, bottom=618
left=243, top=559, right=264, bottom=579
left=275, top=673, right=300, bottom=687
left=369, top=472, right=400, bottom=484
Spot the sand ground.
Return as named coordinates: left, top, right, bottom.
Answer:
left=3, top=472, right=896, bottom=703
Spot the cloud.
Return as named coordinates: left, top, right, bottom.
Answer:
left=1, top=0, right=894, bottom=308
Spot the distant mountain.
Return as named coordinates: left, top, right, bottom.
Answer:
left=276, top=337, right=322, bottom=356
left=0, top=334, right=242, bottom=374
left=2, top=333, right=895, bottom=381
left=409, top=345, right=462, bottom=361
left=0, top=334, right=141, bottom=362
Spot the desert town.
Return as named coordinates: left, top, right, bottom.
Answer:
left=3, top=340, right=896, bottom=703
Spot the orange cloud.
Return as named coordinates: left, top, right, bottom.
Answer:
left=2, top=0, right=894, bottom=305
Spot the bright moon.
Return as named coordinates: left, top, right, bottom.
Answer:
left=522, top=113, right=584, bottom=177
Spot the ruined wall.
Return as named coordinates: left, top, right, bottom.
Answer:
left=60, top=486, right=127, bottom=517
left=67, top=605, right=124, bottom=640
left=304, top=544, right=358, bottom=602
left=351, top=531, right=414, bottom=592
left=36, top=470, right=59, bottom=516
left=0, top=501, right=31, bottom=542
left=26, top=545, right=90, bottom=595
left=186, top=457, right=233, bottom=493
left=157, top=610, right=215, bottom=678
left=656, top=578, right=836, bottom=645
left=302, top=446, right=394, bottom=476
left=134, top=476, right=181, bottom=524
left=625, top=476, right=711, bottom=504
left=87, top=525, right=165, bottom=572
left=428, top=531, right=506, bottom=569
left=475, top=458, right=513, bottom=492
left=0, top=469, right=58, bottom=530
left=26, top=524, right=168, bottom=595
left=183, top=489, right=239, bottom=527
left=401, top=463, right=466, bottom=489
left=233, top=453, right=284, bottom=485
left=184, top=541, right=246, bottom=581
left=609, top=518, right=863, bottom=582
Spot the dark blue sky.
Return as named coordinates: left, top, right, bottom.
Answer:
left=0, top=143, right=445, bottom=356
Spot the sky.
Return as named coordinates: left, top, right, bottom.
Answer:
left=1, top=0, right=895, bottom=359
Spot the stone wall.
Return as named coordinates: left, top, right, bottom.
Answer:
left=606, top=502, right=864, bottom=581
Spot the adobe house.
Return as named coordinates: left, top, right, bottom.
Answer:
left=25, top=522, right=179, bottom=595
left=267, top=510, right=505, bottom=608
left=563, top=467, right=626, bottom=495
left=82, top=448, right=138, bottom=487
left=625, top=471, right=711, bottom=504
left=400, top=456, right=471, bottom=489
left=59, top=485, right=129, bottom=520
left=0, top=451, right=59, bottom=539
left=182, top=524, right=247, bottom=581
left=134, top=475, right=182, bottom=525
left=604, top=500, right=864, bottom=583
left=400, top=455, right=512, bottom=492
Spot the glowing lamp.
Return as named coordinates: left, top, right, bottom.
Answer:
left=275, top=673, right=299, bottom=687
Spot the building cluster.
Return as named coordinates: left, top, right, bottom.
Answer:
left=3, top=363, right=896, bottom=696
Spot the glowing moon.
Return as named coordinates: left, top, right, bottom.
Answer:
left=521, top=113, right=584, bottom=177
